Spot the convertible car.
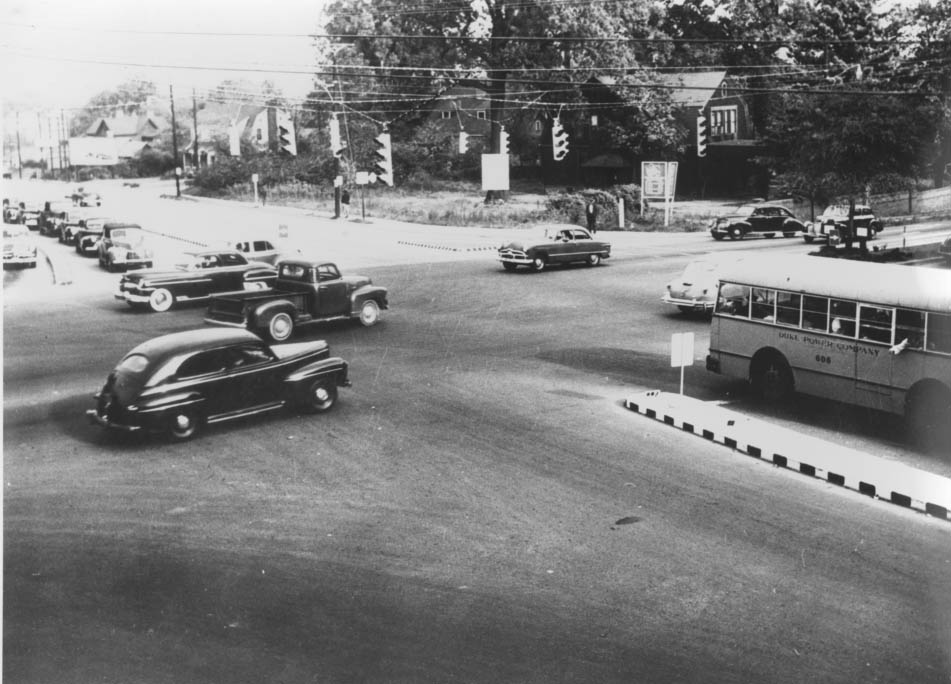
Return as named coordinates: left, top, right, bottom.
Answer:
left=115, top=249, right=278, bottom=312
left=86, top=328, right=351, bottom=440
left=498, top=225, right=611, bottom=272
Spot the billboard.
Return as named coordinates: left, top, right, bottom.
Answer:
left=68, top=137, right=120, bottom=166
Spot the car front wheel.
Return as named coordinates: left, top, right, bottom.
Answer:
left=729, top=227, right=743, bottom=240
left=359, top=300, right=381, bottom=327
left=166, top=409, right=200, bottom=441
left=148, top=288, right=175, bottom=312
left=531, top=256, right=546, bottom=271
left=299, top=378, right=338, bottom=414
left=268, top=312, right=294, bottom=341
left=587, top=254, right=601, bottom=266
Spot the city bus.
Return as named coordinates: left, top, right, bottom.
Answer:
left=705, top=254, right=951, bottom=447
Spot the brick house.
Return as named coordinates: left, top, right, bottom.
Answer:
left=84, top=112, right=168, bottom=159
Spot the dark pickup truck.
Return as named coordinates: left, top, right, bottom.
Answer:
left=205, top=259, right=389, bottom=342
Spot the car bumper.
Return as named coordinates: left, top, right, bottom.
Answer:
left=662, top=294, right=713, bottom=311
left=498, top=254, right=532, bottom=265
left=116, top=289, right=151, bottom=304
left=86, top=408, right=142, bottom=432
left=4, top=253, right=37, bottom=264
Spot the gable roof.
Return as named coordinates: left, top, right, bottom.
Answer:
left=85, top=113, right=168, bottom=138
left=591, top=70, right=728, bottom=109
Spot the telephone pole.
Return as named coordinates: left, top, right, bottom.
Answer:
left=15, top=111, right=23, bottom=178
left=192, top=88, right=199, bottom=173
left=170, top=85, right=181, bottom=197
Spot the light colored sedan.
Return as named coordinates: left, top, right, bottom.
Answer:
left=662, top=258, right=719, bottom=315
left=234, top=238, right=281, bottom=265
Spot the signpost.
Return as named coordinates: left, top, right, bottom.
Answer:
left=251, top=173, right=259, bottom=206
left=481, top=154, right=510, bottom=192
left=670, top=331, right=695, bottom=395
left=641, top=161, right=678, bottom=226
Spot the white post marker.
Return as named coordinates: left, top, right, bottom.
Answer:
left=617, top=197, right=625, bottom=229
left=251, top=173, right=260, bottom=206
left=670, top=331, right=695, bottom=395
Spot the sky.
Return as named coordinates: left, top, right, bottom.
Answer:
left=1, top=0, right=324, bottom=114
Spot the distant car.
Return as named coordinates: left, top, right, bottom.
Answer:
left=3, top=223, right=37, bottom=269
left=3, top=200, right=23, bottom=224
left=498, top=225, right=611, bottom=272
left=662, top=258, right=719, bottom=315
left=70, top=188, right=101, bottom=207
left=86, top=328, right=351, bottom=441
left=802, top=204, right=883, bottom=244
left=115, top=249, right=278, bottom=312
left=97, top=223, right=153, bottom=271
left=710, top=204, right=806, bottom=240
left=38, top=201, right=72, bottom=237
left=20, top=204, right=42, bottom=231
left=233, top=238, right=281, bottom=265
left=71, top=216, right=108, bottom=251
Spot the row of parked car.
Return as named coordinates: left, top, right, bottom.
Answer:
left=709, top=202, right=884, bottom=243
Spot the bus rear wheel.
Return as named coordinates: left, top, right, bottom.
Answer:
left=750, top=353, right=793, bottom=402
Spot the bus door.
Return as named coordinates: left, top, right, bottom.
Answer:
left=854, top=304, right=897, bottom=410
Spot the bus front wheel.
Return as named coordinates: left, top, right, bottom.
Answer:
left=906, top=383, right=951, bottom=452
left=750, top=353, right=793, bottom=402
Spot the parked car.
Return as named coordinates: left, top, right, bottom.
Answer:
left=115, top=249, right=278, bottom=312
left=74, top=218, right=108, bottom=255
left=3, top=199, right=24, bottom=224
left=3, top=223, right=37, bottom=268
left=38, top=201, right=72, bottom=237
left=20, top=204, right=43, bottom=231
left=662, top=258, right=720, bottom=315
left=233, top=238, right=281, bottom=265
left=497, top=225, right=611, bottom=272
left=801, top=204, right=883, bottom=244
left=97, top=223, right=153, bottom=271
left=710, top=204, right=806, bottom=240
left=205, top=260, right=389, bottom=341
left=86, top=328, right=351, bottom=441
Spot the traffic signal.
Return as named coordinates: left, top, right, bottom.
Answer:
left=276, top=110, right=297, bottom=156
left=329, top=115, right=346, bottom=159
left=375, top=131, right=393, bottom=186
left=551, top=119, right=569, bottom=161
left=499, top=127, right=509, bottom=155
left=459, top=130, right=469, bottom=154
left=696, top=114, right=707, bottom=158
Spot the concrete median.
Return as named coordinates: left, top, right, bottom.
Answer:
left=625, top=390, right=951, bottom=521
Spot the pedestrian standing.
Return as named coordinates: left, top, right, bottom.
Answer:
left=585, top=200, right=599, bottom=234
left=341, top=188, right=351, bottom=219
left=259, top=183, right=268, bottom=206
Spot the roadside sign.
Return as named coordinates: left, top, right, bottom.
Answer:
left=670, top=331, right=695, bottom=395
left=252, top=173, right=259, bottom=183
left=356, top=171, right=369, bottom=186
left=481, top=153, right=510, bottom=191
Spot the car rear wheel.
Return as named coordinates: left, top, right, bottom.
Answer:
left=268, top=312, right=294, bottom=341
left=531, top=256, right=546, bottom=271
left=906, top=383, right=951, bottom=452
left=166, top=409, right=200, bottom=441
left=148, top=288, right=175, bottom=312
left=359, top=300, right=381, bottom=327
left=750, top=354, right=793, bottom=402
left=299, top=378, right=338, bottom=414
left=587, top=254, right=601, bottom=266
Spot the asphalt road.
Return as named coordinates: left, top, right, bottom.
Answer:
left=4, top=180, right=951, bottom=683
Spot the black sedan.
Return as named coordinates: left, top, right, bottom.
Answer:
left=498, top=225, right=611, bottom=272
left=710, top=204, right=806, bottom=240
left=115, top=249, right=278, bottom=312
left=86, top=328, right=351, bottom=441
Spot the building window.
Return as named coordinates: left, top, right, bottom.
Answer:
left=710, top=106, right=737, bottom=140
left=441, top=110, right=453, bottom=119
left=477, top=111, right=486, bottom=120
left=256, top=128, right=263, bottom=141
left=533, top=120, right=542, bottom=133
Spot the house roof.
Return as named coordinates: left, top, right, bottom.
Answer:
left=85, top=113, right=168, bottom=138
left=591, top=70, right=727, bottom=109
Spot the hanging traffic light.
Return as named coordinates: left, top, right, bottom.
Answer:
left=375, top=131, right=393, bottom=186
left=276, top=110, right=297, bottom=156
left=499, top=127, right=509, bottom=155
left=329, top=115, right=346, bottom=159
left=696, top=114, right=707, bottom=158
left=551, top=119, right=569, bottom=161
left=459, top=130, right=469, bottom=154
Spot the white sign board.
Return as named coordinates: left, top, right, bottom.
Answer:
left=68, top=137, right=119, bottom=166
left=355, top=171, right=369, bottom=185
left=671, top=331, right=695, bottom=395
left=481, top=153, right=510, bottom=191
left=641, top=161, right=678, bottom=199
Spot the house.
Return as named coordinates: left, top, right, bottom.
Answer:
left=429, top=87, right=493, bottom=150
left=187, top=103, right=296, bottom=169
left=584, top=71, right=766, bottom=196
left=84, top=112, right=168, bottom=159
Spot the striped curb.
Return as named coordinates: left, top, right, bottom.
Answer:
left=625, top=390, right=951, bottom=522
left=396, top=240, right=497, bottom=253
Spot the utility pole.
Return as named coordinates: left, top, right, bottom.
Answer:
left=61, top=110, right=71, bottom=182
left=170, top=85, right=181, bottom=197
left=192, top=88, right=199, bottom=173
left=15, top=111, right=23, bottom=178
left=57, top=111, right=64, bottom=175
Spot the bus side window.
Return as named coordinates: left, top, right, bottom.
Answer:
left=776, top=291, right=802, bottom=327
left=895, top=309, right=925, bottom=350
left=716, top=283, right=750, bottom=317
left=927, top=312, right=951, bottom=354
left=830, top=299, right=856, bottom=337
left=858, top=305, right=893, bottom=344
left=802, top=295, right=829, bottom=332
left=750, top=288, right=775, bottom=321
